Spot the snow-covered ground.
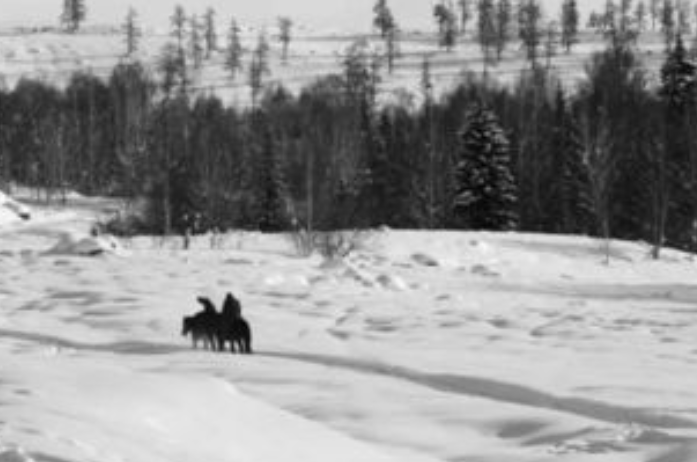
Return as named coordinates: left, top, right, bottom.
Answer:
left=1, top=192, right=697, bottom=462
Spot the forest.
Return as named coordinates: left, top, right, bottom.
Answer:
left=1, top=0, right=697, bottom=260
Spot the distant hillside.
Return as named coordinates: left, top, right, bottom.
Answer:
left=0, top=28, right=671, bottom=107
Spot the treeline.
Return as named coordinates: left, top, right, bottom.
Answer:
left=0, top=26, right=696, bottom=257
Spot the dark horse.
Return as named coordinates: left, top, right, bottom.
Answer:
left=217, top=292, right=252, bottom=354
left=181, top=297, right=220, bottom=350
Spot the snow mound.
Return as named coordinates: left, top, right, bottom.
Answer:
left=375, top=273, right=410, bottom=290
left=411, top=252, right=440, bottom=267
left=43, top=232, right=125, bottom=257
left=342, top=261, right=377, bottom=287
left=318, top=259, right=410, bottom=290
left=548, top=424, right=678, bottom=456
left=263, top=273, right=310, bottom=287
left=0, top=191, right=31, bottom=225
left=0, top=446, right=34, bottom=462
left=470, top=264, right=500, bottom=278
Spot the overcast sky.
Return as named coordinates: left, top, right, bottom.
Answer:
left=2, top=0, right=607, bottom=30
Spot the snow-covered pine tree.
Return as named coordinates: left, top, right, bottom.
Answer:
left=453, top=105, right=518, bottom=230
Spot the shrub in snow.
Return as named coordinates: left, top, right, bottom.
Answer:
left=288, top=226, right=316, bottom=257
left=290, top=229, right=372, bottom=260
left=317, top=230, right=372, bottom=260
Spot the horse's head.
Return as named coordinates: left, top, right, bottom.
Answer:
left=196, top=296, right=218, bottom=313
left=182, top=316, right=193, bottom=336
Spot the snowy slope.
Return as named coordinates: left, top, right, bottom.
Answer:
left=1, top=195, right=697, bottom=462
left=0, top=27, right=668, bottom=108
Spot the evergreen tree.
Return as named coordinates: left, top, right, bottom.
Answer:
left=587, top=11, right=602, bottom=30
left=495, top=0, right=513, bottom=60
left=204, top=8, right=218, bottom=58
left=662, top=0, right=677, bottom=49
left=434, top=1, right=458, bottom=50
left=634, top=0, right=648, bottom=31
left=342, top=40, right=379, bottom=109
left=384, top=24, right=400, bottom=74
left=109, top=62, right=152, bottom=197
left=547, top=88, right=593, bottom=233
left=278, top=17, right=293, bottom=64
left=361, top=109, right=417, bottom=227
left=158, top=43, right=187, bottom=97
left=249, top=31, right=271, bottom=110
left=61, top=0, right=86, bottom=33
left=650, top=0, right=661, bottom=29
left=599, top=0, right=639, bottom=51
left=253, top=113, right=291, bottom=232
left=189, top=15, right=205, bottom=72
left=477, top=0, right=497, bottom=64
left=660, top=33, right=697, bottom=247
left=453, top=106, right=518, bottom=230
left=618, top=0, right=635, bottom=35
left=225, top=18, right=244, bottom=80
left=544, top=21, right=559, bottom=69
left=373, top=0, right=395, bottom=37
left=420, top=56, right=439, bottom=228
left=458, top=0, right=474, bottom=34
left=171, top=5, right=188, bottom=58
left=677, top=0, right=692, bottom=35
left=518, top=0, right=543, bottom=67
left=561, top=0, right=579, bottom=53
left=146, top=92, right=193, bottom=235
left=122, top=7, right=142, bottom=57
left=372, top=1, right=399, bottom=73
left=661, top=34, right=697, bottom=110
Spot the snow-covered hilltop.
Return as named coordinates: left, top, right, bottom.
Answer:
left=0, top=195, right=696, bottom=462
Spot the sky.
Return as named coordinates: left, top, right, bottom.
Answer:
left=1, top=0, right=607, bottom=31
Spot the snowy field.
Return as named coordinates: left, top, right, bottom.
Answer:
left=0, top=193, right=696, bottom=462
